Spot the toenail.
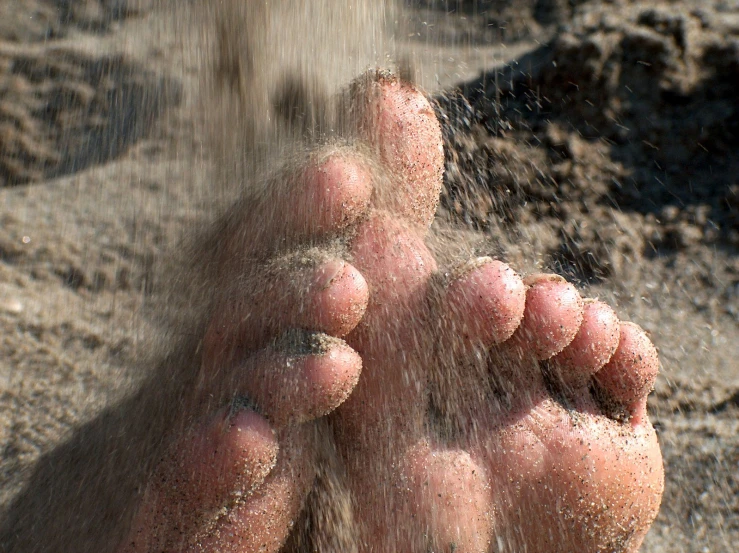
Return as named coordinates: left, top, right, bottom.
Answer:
left=229, top=395, right=260, bottom=419
left=447, top=256, right=493, bottom=283
left=271, top=329, right=343, bottom=356
left=523, top=273, right=567, bottom=286
left=316, top=260, right=346, bottom=290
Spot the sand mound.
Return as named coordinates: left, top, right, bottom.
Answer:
left=0, top=47, right=179, bottom=186
left=440, top=1, right=739, bottom=296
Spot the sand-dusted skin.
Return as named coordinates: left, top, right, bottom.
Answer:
left=121, top=71, right=663, bottom=552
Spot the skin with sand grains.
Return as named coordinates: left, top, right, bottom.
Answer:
left=0, top=2, right=663, bottom=552
left=116, top=71, right=663, bottom=553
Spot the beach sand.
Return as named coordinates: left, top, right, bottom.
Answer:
left=0, top=1, right=737, bottom=550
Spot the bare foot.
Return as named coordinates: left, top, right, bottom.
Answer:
left=329, top=73, right=664, bottom=552
left=119, top=72, right=663, bottom=552
left=117, top=156, right=375, bottom=550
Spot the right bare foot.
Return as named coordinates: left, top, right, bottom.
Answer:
left=326, top=74, right=663, bottom=552
left=120, top=73, right=664, bottom=552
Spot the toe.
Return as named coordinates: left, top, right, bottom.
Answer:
left=428, top=258, right=526, bottom=419
left=295, top=152, right=374, bottom=236
left=433, top=257, right=526, bottom=354
left=508, top=274, right=584, bottom=360
left=203, top=257, right=368, bottom=371
left=593, top=322, right=659, bottom=424
left=218, top=152, right=373, bottom=261
left=306, top=259, right=370, bottom=336
left=220, top=335, right=362, bottom=428
left=354, top=71, right=444, bottom=229
left=121, top=407, right=282, bottom=553
left=191, top=426, right=314, bottom=553
left=547, top=299, right=620, bottom=389
left=174, top=408, right=279, bottom=512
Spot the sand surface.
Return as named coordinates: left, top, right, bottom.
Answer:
left=0, top=0, right=737, bottom=550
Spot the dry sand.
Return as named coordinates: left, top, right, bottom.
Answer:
left=0, top=0, right=737, bottom=551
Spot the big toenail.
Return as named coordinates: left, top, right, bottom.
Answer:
left=523, top=273, right=567, bottom=286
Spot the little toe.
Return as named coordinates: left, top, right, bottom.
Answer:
left=203, top=257, right=368, bottom=372
left=507, top=274, right=584, bottom=360
left=547, top=300, right=620, bottom=391
left=353, top=71, right=444, bottom=229
left=592, top=322, right=660, bottom=424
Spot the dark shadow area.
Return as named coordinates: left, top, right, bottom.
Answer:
left=0, top=49, right=181, bottom=186
left=405, top=0, right=596, bottom=37
left=0, top=334, right=202, bottom=553
left=435, top=5, right=739, bottom=284
left=0, top=0, right=151, bottom=44
left=403, top=0, right=567, bottom=45
left=56, top=0, right=151, bottom=33
left=408, top=0, right=577, bottom=20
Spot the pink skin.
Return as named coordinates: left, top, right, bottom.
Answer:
left=215, top=151, right=374, bottom=268
left=119, top=73, right=664, bottom=552
left=202, top=258, right=369, bottom=374
left=360, top=74, right=444, bottom=228
left=550, top=299, right=622, bottom=386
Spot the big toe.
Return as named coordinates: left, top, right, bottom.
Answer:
left=120, top=407, right=280, bottom=552
left=432, top=257, right=526, bottom=359
left=351, top=71, right=444, bottom=229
